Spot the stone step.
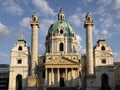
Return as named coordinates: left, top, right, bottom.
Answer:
left=47, top=87, right=77, bottom=90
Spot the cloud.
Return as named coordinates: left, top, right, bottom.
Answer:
left=69, top=14, right=81, bottom=27
left=76, top=35, right=82, bottom=42
left=20, top=17, right=31, bottom=29
left=116, top=11, right=120, bottom=19
left=114, top=52, right=120, bottom=62
left=94, top=0, right=112, bottom=16
left=113, top=23, right=120, bottom=33
left=37, top=18, right=55, bottom=49
left=87, top=0, right=93, bottom=2
left=32, top=0, right=56, bottom=16
left=93, top=26, right=99, bottom=35
left=68, top=8, right=86, bottom=54
left=0, top=52, right=9, bottom=64
left=0, top=0, right=24, bottom=15
left=102, top=17, right=113, bottom=28
left=76, top=35, right=82, bottom=51
left=69, top=8, right=85, bottom=27
left=39, top=43, right=45, bottom=54
left=76, top=35, right=85, bottom=53
left=101, top=29, right=108, bottom=35
left=0, top=52, right=9, bottom=58
left=76, top=35, right=86, bottom=54
left=114, top=0, right=120, bottom=10
left=95, top=14, right=114, bottom=38
left=100, top=29, right=112, bottom=38
left=40, top=18, right=54, bottom=36
left=0, top=22, right=9, bottom=40
left=82, top=0, right=93, bottom=7
left=96, top=0, right=112, bottom=6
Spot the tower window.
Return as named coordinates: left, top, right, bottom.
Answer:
left=33, top=17, right=37, bottom=21
left=102, top=59, right=106, bottom=64
left=87, top=17, right=91, bottom=21
left=18, top=46, right=22, bottom=51
left=18, top=59, right=22, bottom=64
left=60, top=29, right=63, bottom=34
left=101, top=46, right=105, bottom=50
left=61, top=15, right=63, bottom=20
left=60, top=43, right=64, bottom=51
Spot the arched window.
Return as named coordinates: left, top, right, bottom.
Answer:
left=33, top=17, right=37, bottom=21
left=101, top=46, right=105, bottom=50
left=88, top=17, right=91, bottom=21
left=16, top=74, right=22, bottom=90
left=60, top=29, right=63, bottom=34
left=18, top=46, right=22, bottom=51
left=60, top=43, right=64, bottom=51
left=61, top=15, right=63, bottom=20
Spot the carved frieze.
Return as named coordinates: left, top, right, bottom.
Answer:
left=45, top=57, right=79, bottom=65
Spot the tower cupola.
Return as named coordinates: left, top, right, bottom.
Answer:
left=84, top=12, right=94, bottom=27
left=58, top=7, right=65, bottom=21
left=86, top=12, right=92, bottom=20
left=32, top=12, right=39, bottom=21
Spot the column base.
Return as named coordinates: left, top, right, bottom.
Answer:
left=28, top=75, right=38, bottom=87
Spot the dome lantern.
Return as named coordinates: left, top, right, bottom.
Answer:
left=58, top=7, right=65, bottom=21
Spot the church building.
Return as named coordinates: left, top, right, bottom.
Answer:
left=8, top=7, right=115, bottom=90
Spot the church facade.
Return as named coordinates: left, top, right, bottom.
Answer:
left=9, top=8, right=115, bottom=90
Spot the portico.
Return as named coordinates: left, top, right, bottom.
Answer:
left=45, top=57, right=80, bottom=87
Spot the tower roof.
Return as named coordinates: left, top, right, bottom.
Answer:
left=18, top=35, right=26, bottom=43
left=86, top=12, right=92, bottom=18
left=59, top=7, right=64, bottom=14
left=97, top=36, right=106, bottom=43
left=32, top=12, right=38, bottom=17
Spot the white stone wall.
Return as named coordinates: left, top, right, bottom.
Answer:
left=94, top=40, right=113, bottom=66
left=9, top=40, right=29, bottom=90
left=45, top=30, right=78, bottom=54
left=92, top=38, right=115, bottom=90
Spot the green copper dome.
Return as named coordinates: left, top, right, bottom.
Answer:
left=48, top=20, right=74, bottom=35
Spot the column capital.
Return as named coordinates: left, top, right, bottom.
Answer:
left=84, top=12, right=94, bottom=27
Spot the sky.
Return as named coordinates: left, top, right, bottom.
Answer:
left=0, top=0, right=120, bottom=64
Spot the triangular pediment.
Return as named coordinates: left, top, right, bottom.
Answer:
left=45, top=57, right=79, bottom=65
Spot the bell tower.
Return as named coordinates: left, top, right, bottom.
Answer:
left=84, top=12, right=94, bottom=76
left=9, top=36, right=30, bottom=90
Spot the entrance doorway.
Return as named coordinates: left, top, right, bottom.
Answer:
left=101, top=74, right=108, bottom=86
left=60, top=76, right=65, bottom=87
left=16, top=74, right=22, bottom=90
left=101, top=74, right=111, bottom=90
